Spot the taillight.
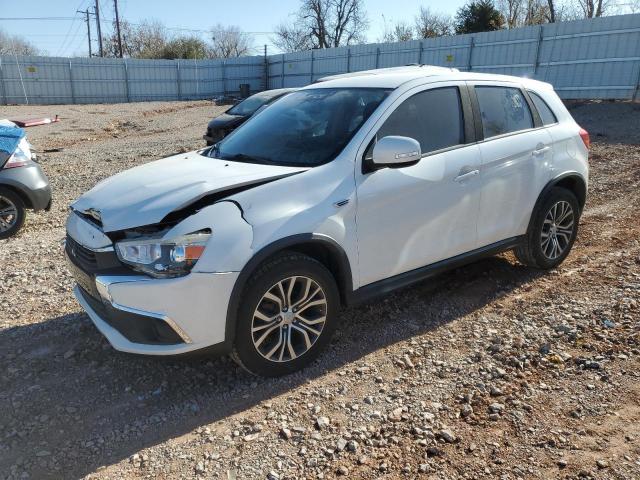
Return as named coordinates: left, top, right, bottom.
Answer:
left=3, top=154, right=31, bottom=169
left=579, top=127, right=590, bottom=149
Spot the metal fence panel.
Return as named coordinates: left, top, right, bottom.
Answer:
left=71, top=57, right=128, bottom=103
left=1, top=14, right=639, bottom=104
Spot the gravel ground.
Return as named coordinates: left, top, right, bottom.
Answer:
left=0, top=100, right=638, bottom=480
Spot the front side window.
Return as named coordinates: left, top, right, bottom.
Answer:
left=208, top=88, right=390, bottom=167
left=528, top=91, right=557, bottom=126
left=475, top=86, right=533, bottom=139
left=375, top=87, right=464, bottom=155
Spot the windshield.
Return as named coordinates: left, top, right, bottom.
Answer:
left=207, top=88, right=390, bottom=167
left=227, top=93, right=278, bottom=116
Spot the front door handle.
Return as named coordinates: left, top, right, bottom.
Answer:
left=454, top=169, right=479, bottom=182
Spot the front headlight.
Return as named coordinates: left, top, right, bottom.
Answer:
left=115, top=231, right=211, bottom=278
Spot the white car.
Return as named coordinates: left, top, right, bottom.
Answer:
left=65, top=66, right=589, bottom=376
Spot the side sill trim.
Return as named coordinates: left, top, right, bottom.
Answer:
left=346, top=236, right=524, bottom=306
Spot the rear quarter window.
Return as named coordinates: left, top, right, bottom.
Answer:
left=528, top=91, right=558, bottom=126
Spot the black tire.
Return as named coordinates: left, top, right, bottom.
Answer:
left=515, top=187, right=580, bottom=269
left=0, top=187, right=26, bottom=240
left=231, top=251, right=340, bottom=377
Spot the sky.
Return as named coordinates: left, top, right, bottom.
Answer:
left=0, top=0, right=469, bottom=57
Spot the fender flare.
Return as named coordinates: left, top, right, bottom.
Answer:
left=526, top=172, right=587, bottom=234
left=222, top=233, right=354, bottom=350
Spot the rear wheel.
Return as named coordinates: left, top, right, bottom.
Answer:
left=515, top=187, right=580, bottom=269
left=0, top=188, right=26, bottom=239
left=231, top=251, right=339, bottom=377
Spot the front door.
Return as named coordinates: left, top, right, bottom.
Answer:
left=355, top=84, right=482, bottom=287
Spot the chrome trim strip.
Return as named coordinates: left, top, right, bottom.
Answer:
left=92, top=245, right=115, bottom=253
left=94, top=275, right=192, bottom=344
left=109, top=301, right=193, bottom=344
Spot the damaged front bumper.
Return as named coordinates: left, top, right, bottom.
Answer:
left=65, top=210, right=242, bottom=356
left=70, top=269, right=238, bottom=355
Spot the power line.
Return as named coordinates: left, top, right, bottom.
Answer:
left=15, top=33, right=86, bottom=37
left=0, top=16, right=276, bottom=34
left=0, top=17, right=78, bottom=20
left=56, top=16, right=83, bottom=56
left=55, top=0, right=89, bottom=57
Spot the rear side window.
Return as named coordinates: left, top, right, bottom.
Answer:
left=376, top=87, right=464, bottom=155
left=475, top=86, right=533, bottom=139
left=528, top=91, right=557, bottom=126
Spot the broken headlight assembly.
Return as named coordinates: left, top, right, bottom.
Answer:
left=115, top=231, right=211, bottom=278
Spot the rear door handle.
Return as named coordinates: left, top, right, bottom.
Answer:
left=454, top=169, right=479, bottom=182
left=532, top=146, right=550, bottom=156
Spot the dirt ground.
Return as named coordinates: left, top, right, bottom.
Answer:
left=0, top=99, right=638, bottom=480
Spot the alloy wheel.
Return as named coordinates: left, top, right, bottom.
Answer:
left=0, top=195, right=18, bottom=233
left=541, top=200, right=574, bottom=260
left=251, top=276, right=328, bottom=363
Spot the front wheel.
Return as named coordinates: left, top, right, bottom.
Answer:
left=515, top=187, right=580, bottom=269
left=231, top=252, right=339, bottom=377
left=0, top=188, right=26, bottom=240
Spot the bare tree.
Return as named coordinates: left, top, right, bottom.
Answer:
left=273, top=0, right=368, bottom=51
left=523, top=0, right=551, bottom=24
left=161, top=37, right=209, bottom=59
left=497, top=0, right=524, bottom=27
left=329, top=0, right=368, bottom=46
left=380, top=19, right=415, bottom=42
left=0, top=29, right=39, bottom=55
left=209, top=24, right=253, bottom=58
left=547, top=0, right=557, bottom=22
left=127, top=21, right=168, bottom=58
left=273, top=22, right=314, bottom=52
left=414, top=6, right=454, bottom=38
left=102, top=20, right=169, bottom=58
left=576, top=0, right=607, bottom=17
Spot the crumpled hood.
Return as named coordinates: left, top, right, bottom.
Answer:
left=72, top=151, right=307, bottom=232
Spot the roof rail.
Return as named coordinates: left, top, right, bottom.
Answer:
left=315, top=65, right=459, bottom=83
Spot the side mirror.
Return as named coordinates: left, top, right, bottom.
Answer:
left=372, top=136, right=421, bottom=168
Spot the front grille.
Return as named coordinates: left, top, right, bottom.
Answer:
left=66, top=235, right=97, bottom=269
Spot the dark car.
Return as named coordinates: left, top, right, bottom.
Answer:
left=0, top=123, right=52, bottom=239
left=204, top=88, right=297, bottom=145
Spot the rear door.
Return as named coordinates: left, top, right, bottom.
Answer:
left=470, top=82, right=553, bottom=247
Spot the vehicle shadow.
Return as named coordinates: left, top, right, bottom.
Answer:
left=0, top=255, right=545, bottom=479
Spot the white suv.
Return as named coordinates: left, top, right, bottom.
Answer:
left=65, top=66, right=589, bottom=376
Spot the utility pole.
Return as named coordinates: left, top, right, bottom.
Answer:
left=95, top=0, right=103, bottom=57
left=263, top=44, right=268, bottom=90
left=114, top=0, right=123, bottom=58
left=78, top=8, right=92, bottom=57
